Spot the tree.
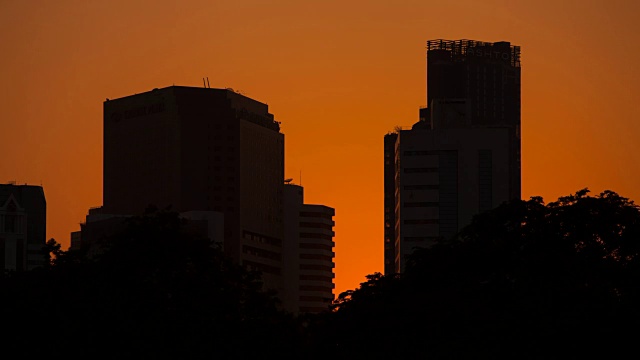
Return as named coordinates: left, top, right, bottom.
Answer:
left=311, top=189, right=640, bottom=358
left=0, top=210, right=300, bottom=358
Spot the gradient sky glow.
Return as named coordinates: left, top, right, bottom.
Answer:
left=2, top=0, right=639, bottom=294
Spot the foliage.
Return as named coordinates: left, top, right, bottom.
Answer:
left=0, top=210, right=299, bottom=358
left=310, top=189, right=640, bottom=358
left=6, top=189, right=640, bottom=358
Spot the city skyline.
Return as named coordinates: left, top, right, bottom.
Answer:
left=2, top=1, right=640, bottom=294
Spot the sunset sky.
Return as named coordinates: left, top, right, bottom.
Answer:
left=1, top=0, right=639, bottom=294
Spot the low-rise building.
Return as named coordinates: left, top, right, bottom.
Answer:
left=0, top=183, right=46, bottom=271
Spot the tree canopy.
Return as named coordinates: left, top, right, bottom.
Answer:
left=4, top=189, right=640, bottom=358
left=309, top=189, right=640, bottom=358
left=0, top=210, right=298, bottom=358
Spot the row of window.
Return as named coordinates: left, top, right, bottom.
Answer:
left=242, top=245, right=281, bottom=261
left=300, top=274, right=333, bottom=282
left=242, top=230, right=282, bottom=247
left=0, top=214, right=25, bottom=234
left=300, top=253, right=333, bottom=261
left=243, top=260, right=281, bottom=275
left=300, top=285, right=333, bottom=292
left=300, top=222, right=333, bottom=230
left=300, top=243, right=333, bottom=251
left=300, top=232, right=333, bottom=240
left=300, top=264, right=333, bottom=271
left=300, top=211, right=333, bottom=220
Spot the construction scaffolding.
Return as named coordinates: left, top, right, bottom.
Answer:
left=426, top=39, right=521, bottom=67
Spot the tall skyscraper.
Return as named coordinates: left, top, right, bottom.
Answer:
left=0, top=183, right=46, bottom=271
left=385, top=39, right=521, bottom=274
left=101, top=86, right=285, bottom=292
left=422, top=39, right=521, bottom=199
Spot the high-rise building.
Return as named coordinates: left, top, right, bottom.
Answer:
left=422, top=39, right=521, bottom=200
left=385, top=39, right=521, bottom=274
left=0, top=183, right=46, bottom=271
left=283, top=183, right=335, bottom=313
left=101, top=86, right=285, bottom=292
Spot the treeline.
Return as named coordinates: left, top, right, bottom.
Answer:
left=3, top=189, right=640, bottom=358
left=1, top=211, right=299, bottom=358
left=311, top=189, right=640, bottom=358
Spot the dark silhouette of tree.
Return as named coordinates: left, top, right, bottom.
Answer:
left=308, top=189, right=640, bottom=359
left=0, top=210, right=300, bottom=358
left=6, top=189, right=640, bottom=358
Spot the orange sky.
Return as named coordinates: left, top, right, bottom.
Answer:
left=2, top=0, right=639, bottom=295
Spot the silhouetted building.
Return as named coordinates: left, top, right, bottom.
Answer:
left=0, top=183, right=46, bottom=271
left=385, top=39, right=521, bottom=274
left=101, top=86, right=284, bottom=292
left=283, top=183, right=335, bottom=314
left=422, top=39, right=521, bottom=200
left=72, top=207, right=224, bottom=259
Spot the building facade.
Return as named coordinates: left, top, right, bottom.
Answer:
left=0, top=184, right=46, bottom=271
left=422, top=39, right=521, bottom=200
left=385, top=39, right=522, bottom=274
left=283, top=184, right=335, bottom=314
left=101, top=86, right=284, bottom=292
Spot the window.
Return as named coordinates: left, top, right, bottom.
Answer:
left=300, top=285, right=333, bottom=292
left=300, top=275, right=332, bottom=281
left=300, top=233, right=333, bottom=241
left=300, top=264, right=333, bottom=271
left=300, top=254, right=332, bottom=261
left=300, top=222, right=332, bottom=230
left=300, top=212, right=333, bottom=220
left=300, top=243, right=332, bottom=251
left=4, top=215, right=16, bottom=233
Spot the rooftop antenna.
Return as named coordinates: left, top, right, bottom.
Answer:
left=300, top=170, right=302, bottom=186
left=203, top=78, right=206, bottom=88
left=206, top=77, right=210, bottom=88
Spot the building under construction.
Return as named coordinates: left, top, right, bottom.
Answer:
left=385, top=39, right=522, bottom=274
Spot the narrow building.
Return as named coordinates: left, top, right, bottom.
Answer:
left=0, top=183, right=46, bottom=271
left=283, top=183, right=335, bottom=313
